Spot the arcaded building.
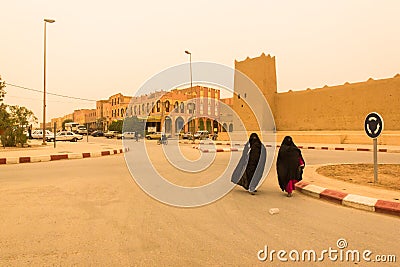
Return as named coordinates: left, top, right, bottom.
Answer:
left=127, top=86, right=221, bottom=136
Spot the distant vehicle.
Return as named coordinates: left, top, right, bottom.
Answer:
left=31, top=129, right=55, bottom=142
left=122, top=132, right=136, bottom=139
left=157, top=134, right=168, bottom=145
left=64, top=122, right=79, bottom=133
left=76, top=125, right=88, bottom=135
left=104, top=131, right=119, bottom=138
left=91, top=130, right=104, bottom=137
left=194, top=130, right=210, bottom=140
left=146, top=132, right=162, bottom=140
left=181, top=132, right=192, bottom=139
left=56, top=131, right=83, bottom=142
left=211, top=132, right=218, bottom=141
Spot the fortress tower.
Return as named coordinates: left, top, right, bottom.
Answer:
left=233, top=53, right=277, bottom=131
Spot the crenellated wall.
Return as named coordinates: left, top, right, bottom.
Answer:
left=233, top=53, right=400, bottom=131
left=275, top=75, right=400, bottom=130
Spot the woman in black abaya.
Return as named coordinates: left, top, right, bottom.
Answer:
left=277, top=136, right=305, bottom=197
left=231, top=133, right=266, bottom=195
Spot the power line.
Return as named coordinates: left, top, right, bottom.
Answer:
left=4, top=82, right=96, bottom=102
left=5, top=94, right=94, bottom=104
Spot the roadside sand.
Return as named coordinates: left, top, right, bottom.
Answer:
left=316, top=164, right=400, bottom=191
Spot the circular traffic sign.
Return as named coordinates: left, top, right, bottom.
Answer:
left=364, top=112, right=384, bottom=138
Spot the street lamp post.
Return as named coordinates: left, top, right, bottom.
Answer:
left=42, top=18, right=55, bottom=145
left=185, top=50, right=192, bottom=90
left=185, top=50, right=195, bottom=135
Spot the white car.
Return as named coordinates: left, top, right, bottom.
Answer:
left=76, top=125, right=88, bottom=135
left=56, top=131, right=83, bottom=142
left=122, top=132, right=136, bottom=139
left=31, top=129, right=55, bottom=142
left=194, top=130, right=210, bottom=139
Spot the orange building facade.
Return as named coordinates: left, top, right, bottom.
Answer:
left=126, top=86, right=221, bottom=136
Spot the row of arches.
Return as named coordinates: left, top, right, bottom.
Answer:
left=162, top=116, right=233, bottom=135
left=131, top=100, right=189, bottom=116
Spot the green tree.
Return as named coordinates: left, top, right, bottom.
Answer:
left=0, top=104, right=37, bottom=147
left=123, top=116, right=145, bottom=135
left=108, top=120, right=123, bottom=133
left=0, top=76, right=6, bottom=102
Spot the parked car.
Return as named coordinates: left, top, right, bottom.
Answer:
left=91, top=130, right=104, bottom=137
left=122, top=132, right=136, bottom=139
left=194, top=130, right=210, bottom=139
left=76, top=125, right=88, bottom=135
left=31, top=129, right=55, bottom=142
left=145, top=132, right=162, bottom=140
left=104, top=131, right=119, bottom=138
left=181, top=132, right=192, bottom=139
left=56, top=131, right=83, bottom=142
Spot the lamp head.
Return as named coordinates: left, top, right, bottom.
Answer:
left=44, top=19, right=56, bottom=23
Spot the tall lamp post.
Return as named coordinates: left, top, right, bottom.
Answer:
left=184, top=50, right=195, bottom=134
left=42, top=18, right=55, bottom=145
left=184, top=50, right=192, bottom=90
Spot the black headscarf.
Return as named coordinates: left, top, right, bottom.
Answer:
left=277, top=136, right=305, bottom=191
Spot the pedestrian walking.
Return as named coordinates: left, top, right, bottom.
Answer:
left=28, top=124, right=33, bottom=139
left=231, top=133, right=267, bottom=194
left=277, top=136, right=305, bottom=197
left=135, top=132, right=139, bottom=142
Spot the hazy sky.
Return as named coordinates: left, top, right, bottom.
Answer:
left=1, top=0, right=399, bottom=122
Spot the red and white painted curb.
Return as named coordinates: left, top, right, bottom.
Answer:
left=182, top=141, right=400, bottom=154
left=295, top=181, right=400, bottom=217
left=192, top=145, right=243, bottom=153
left=0, top=147, right=129, bottom=165
left=291, top=145, right=400, bottom=153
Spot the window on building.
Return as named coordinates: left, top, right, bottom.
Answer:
left=180, top=102, right=184, bottom=113
left=165, top=101, right=170, bottom=112
left=156, top=100, right=161, bottom=112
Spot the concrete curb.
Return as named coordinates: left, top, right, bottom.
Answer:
left=192, top=146, right=243, bottom=153
left=180, top=141, right=400, bottom=153
left=0, top=148, right=129, bottom=165
left=294, top=145, right=400, bottom=153
left=295, top=181, right=400, bottom=217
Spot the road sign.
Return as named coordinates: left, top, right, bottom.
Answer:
left=364, top=112, right=384, bottom=184
left=364, top=112, right=383, bottom=139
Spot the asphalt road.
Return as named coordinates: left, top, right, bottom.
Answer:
left=0, top=142, right=399, bottom=266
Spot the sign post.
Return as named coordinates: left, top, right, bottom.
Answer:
left=86, top=123, right=89, bottom=142
left=54, top=122, right=57, bottom=148
left=364, top=112, right=384, bottom=183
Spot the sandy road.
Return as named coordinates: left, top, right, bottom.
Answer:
left=0, top=143, right=399, bottom=266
